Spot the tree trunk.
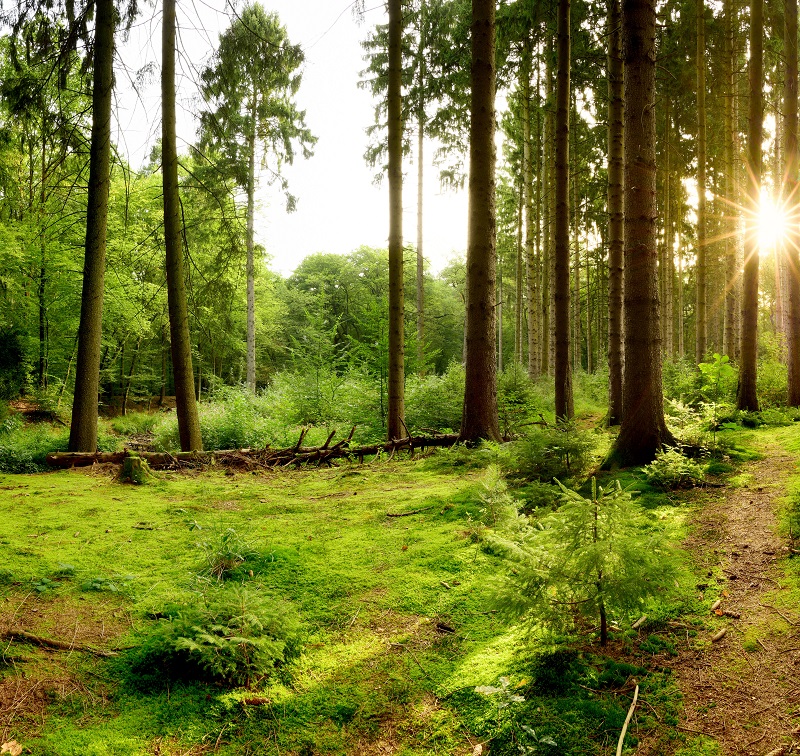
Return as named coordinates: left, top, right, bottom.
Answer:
left=785, top=0, right=800, bottom=405
left=162, top=0, right=203, bottom=450
left=68, top=0, right=114, bottom=452
left=607, top=0, right=624, bottom=425
left=554, top=0, right=573, bottom=421
left=663, top=99, right=674, bottom=359
left=516, top=183, right=524, bottom=364
left=416, top=1, right=426, bottom=372
left=737, top=0, right=762, bottom=411
left=523, top=43, right=539, bottom=379
left=607, top=0, right=674, bottom=467
left=695, top=0, right=708, bottom=362
left=387, top=0, right=405, bottom=440
left=460, top=0, right=500, bottom=443
left=246, top=99, right=257, bottom=392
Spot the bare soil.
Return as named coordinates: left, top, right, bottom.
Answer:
left=641, top=441, right=800, bottom=755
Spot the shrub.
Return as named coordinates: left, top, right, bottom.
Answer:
left=128, top=586, right=303, bottom=688
left=0, top=425, right=69, bottom=473
left=477, top=465, right=522, bottom=529
left=405, top=362, right=465, bottom=433
left=199, top=528, right=259, bottom=581
left=643, top=448, right=704, bottom=490
left=110, top=412, right=161, bottom=437
left=496, top=478, right=680, bottom=646
left=497, top=364, right=538, bottom=437
left=503, top=424, right=594, bottom=483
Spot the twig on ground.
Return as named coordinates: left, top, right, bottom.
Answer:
left=615, top=684, right=639, bottom=756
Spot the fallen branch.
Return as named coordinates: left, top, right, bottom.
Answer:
left=615, top=683, right=639, bottom=756
left=386, top=506, right=435, bottom=518
left=1, top=629, right=117, bottom=657
left=760, top=604, right=799, bottom=626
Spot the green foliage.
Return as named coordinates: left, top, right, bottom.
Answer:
left=496, top=479, right=681, bottom=645
left=0, top=424, right=68, bottom=473
left=110, top=412, right=161, bottom=436
left=643, top=448, right=705, bottom=490
left=757, top=358, right=788, bottom=408
left=0, top=327, right=27, bottom=398
left=698, top=354, right=737, bottom=405
left=477, top=465, right=522, bottom=529
left=199, top=528, right=260, bottom=581
left=502, top=425, right=594, bottom=483
left=405, top=362, right=465, bottom=432
left=128, top=586, right=303, bottom=688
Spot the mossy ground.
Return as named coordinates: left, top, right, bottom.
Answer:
left=0, top=424, right=788, bottom=755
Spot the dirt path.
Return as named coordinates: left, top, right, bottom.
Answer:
left=650, top=441, right=800, bottom=755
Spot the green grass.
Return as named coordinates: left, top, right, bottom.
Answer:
left=0, top=425, right=760, bottom=755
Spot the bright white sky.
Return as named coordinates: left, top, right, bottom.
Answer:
left=113, top=0, right=468, bottom=276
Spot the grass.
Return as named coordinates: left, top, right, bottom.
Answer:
left=0, top=420, right=774, bottom=755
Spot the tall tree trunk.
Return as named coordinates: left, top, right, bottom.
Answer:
left=663, top=100, right=674, bottom=358
left=246, top=100, right=257, bottom=392
left=460, top=0, right=500, bottom=443
left=737, top=0, right=762, bottom=411
left=416, top=1, right=426, bottom=372
left=573, top=166, right=581, bottom=372
left=162, top=0, right=203, bottom=450
left=607, top=0, right=674, bottom=467
left=785, top=0, right=800, bottom=405
left=523, top=43, right=539, bottom=379
left=607, top=0, right=624, bottom=425
left=554, top=0, right=573, bottom=421
left=516, top=183, right=524, bottom=364
left=723, top=0, right=738, bottom=359
left=695, top=0, right=708, bottom=362
left=387, top=0, right=405, bottom=440
left=540, top=41, right=553, bottom=377
left=68, top=0, right=114, bottom=452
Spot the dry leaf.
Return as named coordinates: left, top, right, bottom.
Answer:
left=472, top=746, right=483, bottom=756
left=1, top=741, right=22, bottom=756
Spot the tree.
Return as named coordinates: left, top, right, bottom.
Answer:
left=199, top=4, right=314, bottom=392
left=606, top=0, right=674, bottom=467
left=785, top=0, right=800, bottom=406
left=607, top=0, right=624, bottom=425
left=553, top=0, right=573, bottom=420
left=695, top=0, right=708, bottom=362
left=163, top=0, right=202, bottom=450
left=460, top=0, right=501, bottom=443
left=737, top=0, right=762, bottom=411
left=68, top=0, right=114, bottom=452
left=387, top=0, right=405, bottom=440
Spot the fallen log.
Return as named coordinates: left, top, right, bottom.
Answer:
left=1, top=628, right=118, bottom=657
left=46, top=429, right=460, bottom=471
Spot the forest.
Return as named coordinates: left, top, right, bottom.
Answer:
left=1, top=0, right=800, bottom=754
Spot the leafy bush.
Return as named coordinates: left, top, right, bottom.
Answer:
left=477, top=465, right=522, bottom=529
left=199, top=528, right=259, bottom=580
left=0, top=425, right=68, bottom=473
left=128, top=586, right=303, bottom=688
left=110, top=412, right=161, bottom=437
left=0, top=327, right=28, bottom=399
left=662, top=358, right=702, bottom=403
left=643, top=448, right=704, bottom=490
left=405, top=362, right=465, bottom=433
left=497, top=364, right=538, bottom=437
left=495, top=478, right=680, bottom=645
left=757, top=359, right=788, bottom=408
left=502, top=424, right=594, bottom=483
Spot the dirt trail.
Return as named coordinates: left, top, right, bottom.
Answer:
left=653, top=441, right=800, bottom=755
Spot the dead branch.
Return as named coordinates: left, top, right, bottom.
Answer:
left=1, top=629, right=117, bottom=657
left=615, top=683, right=639, bottom=756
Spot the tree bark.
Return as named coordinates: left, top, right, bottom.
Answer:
left=416, top=1, right=426, bottom=372
left=246, top=98, right=257, bottom=392
left=607, top=0, right=624, bottom=425
left=68, top=0, right=114, bottom=452
left=387, top=0, right=405, bottom=440
left=737, top=0, right=762, bottom=411
left=695, top=0, right=708, bottom=362
left=785, top=0, right=800, bottom=405
left=459, top=0, right=500, bottom=443
left=554, top=0, right=573, bottom=421
left=607, top=0, right=674, bottom=466
left=522, top=44, right=539, bottom=379
left=163, top=0, right=203, bottom=450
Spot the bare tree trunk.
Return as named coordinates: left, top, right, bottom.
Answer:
left=573, top=166, right=581, bottom=372
left=162, top=0, right=203, bottom=450
left=416, top=4, right=426, bottom=371
left=724, top=0, right=738, bottom=358
left=246, top=101, right=257, bottom=392
left=68, top=0, right=114, bottom=452
left=737, top=0, right=762, bottom=411
left=554, top=0, right=573, bottom=421
left=663, top=100, right=674, bottom=358
left=607, top=0, right=674, bottom=466
left=785, top=0, right=800, bottom=405
left=460, top=0, right=500, bottom=443
left=542, top=39, right=554, bottom=377
left=523, top=43, right=539, bottom=379
left=607, top=0, right=624, bottom=425
left=387, top=0, right=405, bottom=439
left=515, top=183, right=524, bottom=364
left=696, top=0, right=708, bottom=363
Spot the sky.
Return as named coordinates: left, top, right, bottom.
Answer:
left=113, top=0, right=469, bottom=276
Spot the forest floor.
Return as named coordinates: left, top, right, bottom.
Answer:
left=640, top=433, right=800, bottom=756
